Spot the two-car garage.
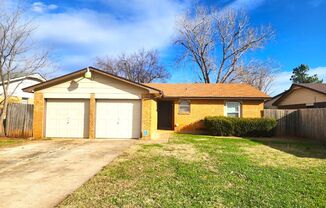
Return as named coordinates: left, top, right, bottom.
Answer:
left=25, top=67, right=160, bottom=139
left=45, top=99, right=141, bottom=139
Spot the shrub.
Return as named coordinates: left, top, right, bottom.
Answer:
left=204, top=117, right=233, bottom=136
left=204, top=116, right=276, bottom=137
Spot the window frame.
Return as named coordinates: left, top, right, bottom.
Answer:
left=224, top=101, right=241, bottom=118
left=178, top=100, right=191, bottom=114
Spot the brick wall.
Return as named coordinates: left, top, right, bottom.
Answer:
left=89, top=93, right=95, bottom=139
left=174, top=99, right=264, bottom=133
left=174, top=99, right=224, bottom=132
left=141, top=98, right=152, bottom=139
left=242, top=100, right=264, bottom=118
left=33, top=92, right=45, bottom=139
left=150, top=99, right=157, bottom=136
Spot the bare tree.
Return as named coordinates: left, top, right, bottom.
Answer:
left=96, top=49, right=170, bottom=83
left=175, top=7, right=215, bottom=83
left=0, top=6, right=48, bottom=136
left=175, top=6, right=274, bottom=83
left=234, top=60, right=277, bottom=94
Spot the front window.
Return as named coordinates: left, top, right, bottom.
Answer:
left=225, top=102, right=241, bottom=117
left=179, top=100, right=190, bottom=114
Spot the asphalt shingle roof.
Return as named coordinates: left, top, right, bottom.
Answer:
left=145, top=83, right=270, bottom=99
left=295, top=83, right=326, bottom=95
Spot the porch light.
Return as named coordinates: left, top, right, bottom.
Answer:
left=84, top=67, right=92, bottom=79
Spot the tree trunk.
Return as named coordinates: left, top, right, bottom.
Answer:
left=0, top=98, right=8, bottom=137
left=0, top=118, right=5, bottom=137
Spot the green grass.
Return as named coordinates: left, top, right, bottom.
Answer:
left=0, top=138, right=28, bottom=147
left=59, top=135, right=326, bottom=208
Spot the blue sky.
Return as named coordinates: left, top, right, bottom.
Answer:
left=4, top=0, right=326, bottom=95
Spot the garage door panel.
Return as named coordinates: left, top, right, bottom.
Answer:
left=46, top=99, right=89, bottom=138
left=96, top=100, right=141, bottom=139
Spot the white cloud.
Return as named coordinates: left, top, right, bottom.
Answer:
left=268, top=71, right=292, bottom=96
left=29, top=0, right=187, bottom=73
left=227, top=0, right=266, bottom=10
left=31, top=2, right=58, bottom=13
left=270, top=67, right=326, bottom=96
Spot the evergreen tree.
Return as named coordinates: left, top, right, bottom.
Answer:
left=290, top=64, right=323, bottom=83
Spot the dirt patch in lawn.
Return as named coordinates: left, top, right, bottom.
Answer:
left=140, top=142, right=209, bottom=163
left=113, top=143, right=143, bottom=163
left=162, top=143, right=208, bottom=161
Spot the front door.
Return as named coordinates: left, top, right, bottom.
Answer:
left=157, top=101, right=173, bottom=130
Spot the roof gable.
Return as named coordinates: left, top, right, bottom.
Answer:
left=23, top=67, right=161, bottom=94
left=273, top=83, right=326, bottom=105
left=294, top=83, right=326, bottom=95
left=0, top=73, right=45, bottom=86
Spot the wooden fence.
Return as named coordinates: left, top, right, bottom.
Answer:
left=264, top=109, right=326, bottom=141
left=5, top=103, right=34, bottom=138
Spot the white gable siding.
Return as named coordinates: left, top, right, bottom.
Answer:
left=40, top=73, right=147, bottom=99
left=0, top=79, right=42, bottom=99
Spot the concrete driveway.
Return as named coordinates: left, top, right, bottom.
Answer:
left=0, top=139, right=134, bottom=208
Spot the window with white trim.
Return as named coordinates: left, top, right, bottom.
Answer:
left=179, top=100, right=190, bottom=114
left=225, top=102, right=241, bottom=117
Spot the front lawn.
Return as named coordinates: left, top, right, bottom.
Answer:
left=59, top=135, right=326, bottom=208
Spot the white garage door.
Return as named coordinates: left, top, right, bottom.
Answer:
left=46, top=99, right=89, bottom=138
left=96, top=100, right=141, bottom=139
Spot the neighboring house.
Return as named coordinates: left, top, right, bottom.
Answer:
left=271, top=83, right=326, bottom=109
left=264, top=91, right=287, bottom=109
left=23, top=67, right=269, bottom=140
left=0, top=74, right=46, bottom=104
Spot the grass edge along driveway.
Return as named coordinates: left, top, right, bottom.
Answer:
left=59, top=134, right=326, bottom=208
left=0, top=138, right=31, bottom=148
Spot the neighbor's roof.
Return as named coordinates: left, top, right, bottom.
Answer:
left=23, top=67, right=161, bottom=93
left=0, top=73, right=46, bottom=85
left=273, top=83, right=326, bottom=105
left=264, top=90, right=288, bottom=107
left=294, top=83, right=326, bottom=94
left=145, top=83, right=270, bottom=99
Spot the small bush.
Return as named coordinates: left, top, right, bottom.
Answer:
left=204, top=117, right=233, bottom=136
left=204, top=116, right=276, bottom=137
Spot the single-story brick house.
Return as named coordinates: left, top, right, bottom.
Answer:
left=23, top=67, right=270, bottom=139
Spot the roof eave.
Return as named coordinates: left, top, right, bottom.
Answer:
left=161, top=96, right=270, bottom=100
left=22, top=67, right=162, bottom=94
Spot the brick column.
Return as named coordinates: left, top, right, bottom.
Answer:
left=141, top=95, right=152, bottom=140
left=89, top=93, right=96, bottom=139
left=33, top=92, right=45, bottom=139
